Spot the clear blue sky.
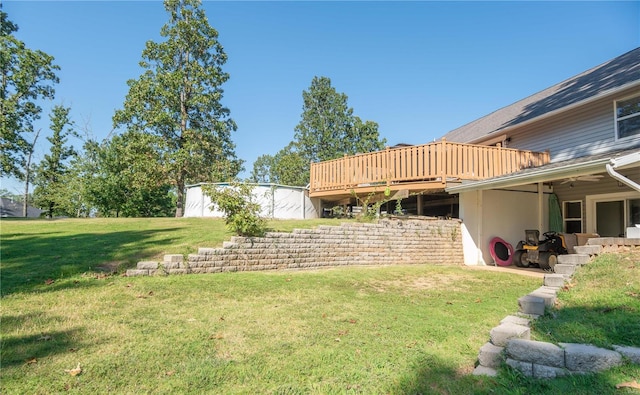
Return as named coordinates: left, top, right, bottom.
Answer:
left=2, top=1, right=639, bottom=194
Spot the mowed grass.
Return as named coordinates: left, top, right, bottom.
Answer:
left=2, top=218, right=640, bottom=394
left=531, top=249, right=640, bottom=348
left=0, top=217, right=345, bottom=296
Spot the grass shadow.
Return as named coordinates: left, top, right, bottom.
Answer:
left=1, top=313, right=88, bottom=368
left=1, top=228, right=175, bottom=296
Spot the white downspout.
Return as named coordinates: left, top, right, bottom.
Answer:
left=605, top=152, right=640, bottom=192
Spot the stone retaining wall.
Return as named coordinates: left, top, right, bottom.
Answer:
left=474, top=241, right=640, bottom=379
left=127, top=218, right=464, bottom=276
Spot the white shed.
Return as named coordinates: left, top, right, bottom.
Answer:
left=184, top=183, right=319, bottom=220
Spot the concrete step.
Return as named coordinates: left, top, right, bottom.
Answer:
left=574, top=245, right=602, bottom=256
left=478, top=342, right=504, bottom=368
left=558, top=254, right=590, bottom=265
left=518, top=294, right=546, bottom=316
left=554, top=263, right=576, bottom=276
left=472, top=365, right=498, bottom=376
left=490, top=323, right=531, bottom=347
left=544, top=273, right=566, bottom=287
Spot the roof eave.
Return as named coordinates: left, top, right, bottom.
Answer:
left=445, top=158, right=612, bottom=193
left=468, top=80, right=640, bottom=145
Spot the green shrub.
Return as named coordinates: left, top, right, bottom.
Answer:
left=202, top=182, right=267, bottom=237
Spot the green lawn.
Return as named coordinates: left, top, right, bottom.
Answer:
left=1, top=218, right=639, bottom=394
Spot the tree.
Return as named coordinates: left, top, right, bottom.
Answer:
left=1, top=9, right=59, bottom=178
left=271, top=143, right=307, bottom=186
left=250, top=154, right=275, bottom=183
left=33, top=105, right=77, bottom=218
left=113, top=0, right=242, bottom=217
left=259, top=76, right=387, bottom=186
left=83, top=131, right=174, bottom=217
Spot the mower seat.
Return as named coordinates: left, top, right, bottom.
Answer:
left=525, top=229, right=540, bottom=246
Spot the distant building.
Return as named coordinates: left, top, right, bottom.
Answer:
left=0, top=197, right=43, bottom=218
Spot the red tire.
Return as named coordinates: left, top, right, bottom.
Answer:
left=489, top=237, right=515, bottom=266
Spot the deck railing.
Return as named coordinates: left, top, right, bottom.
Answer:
left=309, top=139, right=550, bottom=195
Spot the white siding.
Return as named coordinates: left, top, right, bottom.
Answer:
left=505, top=86, right=640, bottom=161
left=459, top=189, right=549, bottom=265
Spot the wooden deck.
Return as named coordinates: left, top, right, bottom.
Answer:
left=309, top=139, right=550, bottom=200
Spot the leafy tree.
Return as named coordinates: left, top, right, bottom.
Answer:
left=84, top=131, right=173, bottom=217
left=202, top=181, right=267, bottom=237
left=0, top=9, right=59, bottom=178
left=294, top=76, right=386, bottom=162
left=255, top=76, right=386, bottom=186
left=271, top=143, right=308, bottom=186
left=113, top=0, right=242, bottom=217
left=250, top=154, right=274, bottom=183
left=33, top=105, right=77, bottom=218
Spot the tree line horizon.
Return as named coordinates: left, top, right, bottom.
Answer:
left=0, top=0, right=386, bottom=218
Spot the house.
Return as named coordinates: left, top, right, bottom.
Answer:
left=0, top=197, right=43, bottom=218
left=309, top=47, right=640, bottom=265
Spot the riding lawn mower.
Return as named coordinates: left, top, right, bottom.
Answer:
left=513, top=230, right=568, bottom=270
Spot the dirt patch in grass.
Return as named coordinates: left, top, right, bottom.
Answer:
left=95, top=261, right=126, bottom=273
left=369, top=274, right=478, bottom=293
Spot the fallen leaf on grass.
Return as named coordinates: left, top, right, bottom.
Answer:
left=165, top=370, right=175, bottom=376
left=209, top=333, right=224, bottom=340
left=616, top=380, right=640, bottom=389
left=25, top=358, right=37, bottom=365
left=625, top=291, right=640, bottom=298
left=38, top=335, right=52, bottom=341
left=348, top=319, right=357, bottom=324
left=45, top=279, right=55, bottom=285
left=64, top=363, right=82, bottom=376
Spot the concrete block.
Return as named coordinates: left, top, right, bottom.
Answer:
left=554, top=264, right=577, bottom=276
left=478, top=342, right=504, bottom=368
left=506, top=339, right=565, bottom=368
left=561, top=343, right=623, bottom=372
left=137, top=261, right=158, bottom=270
left=472, top=365, right=498, bottom=377
left=506, top=358, right=533, bottom=376
left=533, top=364, right=568, bottom=379
left=168, top=269, right=189, bottom=275
left=528, top=290, right=556, bottom=308
left=614, top=345, right=640, bottom=365
left=164, top=254, right=183, bottom=263
left=126, top=269, right=149, bottom=276
left=500, top=315, right=531, bottom=327
left=162, top=261, right=182, bottom=269
left=518, top=295, right=545, bottom=316
left=558, top=254, right=590, bottom=265
left=490, top=323, right=530, bottom=347
left=574, top=245, right=602, bottom=256
left=198, top=247, right=217, bottom=255
left=544, top=274, right=566, bottom=288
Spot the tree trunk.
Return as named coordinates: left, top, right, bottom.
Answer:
left=23, top=129, right=40, bottom=217
left=175, top=180, right=184, bottom=217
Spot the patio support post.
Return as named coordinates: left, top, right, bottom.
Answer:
left=417, top=194, right=423, bottom=216
left=537, top=182, right=544, bottom=233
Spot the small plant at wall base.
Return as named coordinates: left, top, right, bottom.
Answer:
left=202, top=182, right=267, bottom=237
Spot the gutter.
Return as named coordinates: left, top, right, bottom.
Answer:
left=605, top=151, right=640, bottom=192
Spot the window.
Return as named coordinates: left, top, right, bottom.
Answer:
left=563, top=200, right=582, bottom=233
left=615, top=95, right=640, bottom=139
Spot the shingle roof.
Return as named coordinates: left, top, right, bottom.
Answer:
left=443, top=47, right=640, bottom=143
left=0, top=197, right=43, bottom=218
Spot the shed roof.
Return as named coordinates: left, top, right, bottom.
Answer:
left=443, top=47, right=640, bottom=144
